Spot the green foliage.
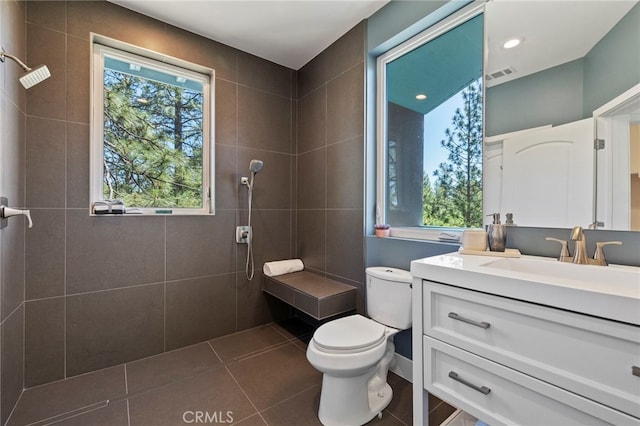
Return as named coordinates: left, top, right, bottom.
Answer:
left=103, top=69, right=204, bottom=208
left=423, top=81, right=483, bottom=228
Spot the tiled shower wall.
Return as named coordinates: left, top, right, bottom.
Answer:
left=296, top=24, right=366, bottom=312
left=23, top=0, right=297, bottom=388
left=22, top=0, right=367, bottom=393
left=0, top=1, right=27, bottom=423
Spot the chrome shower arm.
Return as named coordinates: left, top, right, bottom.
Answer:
left=0, top=49, right=31, bottom=72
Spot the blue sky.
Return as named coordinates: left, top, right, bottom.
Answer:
left=422, top=90, right=464, bottom=184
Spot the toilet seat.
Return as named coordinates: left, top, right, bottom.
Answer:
left=313, top=315, right=386, bottom=354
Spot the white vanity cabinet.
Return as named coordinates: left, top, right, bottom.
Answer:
left=411, top=254, right=640, bottom=426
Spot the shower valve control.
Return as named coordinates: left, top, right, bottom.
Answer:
left=236, top=226, right=251, bottom=244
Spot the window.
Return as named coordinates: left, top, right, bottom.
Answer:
left=91, top=39, right=214, bottom=214
left=376, top=5, right=484, bottom=236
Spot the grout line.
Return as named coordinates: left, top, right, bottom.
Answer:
left=126, top=399, right=131, bottom=426
left=223, top=365, right=268, bottom=425
left=25, top=400, right=109, bottom=426
left=256, top=382, right=320, bottom=413
left=207, top=341, right=224, bottom=364
left=124, top=364, right=129, bottom=395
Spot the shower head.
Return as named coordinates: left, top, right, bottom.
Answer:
left=249, top=159, right=263, bottom=174
left=19, top=65, right=51, bottom=89
left=0, top=49, right=51, bottom=89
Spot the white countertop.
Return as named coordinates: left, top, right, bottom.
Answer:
left=411, top=252, right=640, bottom=326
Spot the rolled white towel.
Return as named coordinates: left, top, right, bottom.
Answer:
left=263, top=259, right=304, bottom=277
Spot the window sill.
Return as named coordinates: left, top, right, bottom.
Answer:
left=90, top=210, right=214, bottom=217
left=386, top=227, right=463, bottom=243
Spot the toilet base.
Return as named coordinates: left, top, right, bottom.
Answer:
left=316, top=341, right=396, bottom=426
left=318, top=373, right=393, bottom=426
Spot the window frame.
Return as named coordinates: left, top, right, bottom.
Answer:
left=375, top=3, right=485, bottom=239
left=90, top=35, right=215, bottom=216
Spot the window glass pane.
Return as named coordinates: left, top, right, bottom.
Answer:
left=102, top=53, right=205, bottom=209
left=384, top=14, right=483, bottom=228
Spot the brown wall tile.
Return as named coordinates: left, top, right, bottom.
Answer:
left=327, top=136, right=364, bottom=209
left=1, top=306, right=24, bottom=425
left=165, top=275, right=236, bottom=350
left=26, top=23, right=66, bottom=120
left=238, top=149, right=292, bottom=210
left=26, top=116, right=66, bottom=208
left=165, top=213, right=236, bottom=281
left=66, top=35, right=90, bottom=124
left=215, top=79, right=238, bottom=146
left=326, top=62, right=364, bottom=145
left=325, top=22, right=365, bottom=81
left=297, top=86, right=326, bottom=154
left=238, top=86, right=292, bottom=153
left=238, top=52, right=293, bottom=98
left=1, top=220, right=25, bottom=321
left=326, top=209, right=364, bottom=283
left=26, top=1, right=66, bottom=33
left=66, top=284, right=164, bottom=376
left=1, top=1, right=27, bottom=420
left=26, top=209, right=65, bottom=299
left=296, top=148, right=326, bottom=210
left=66, top=1, right=165, bottom=45
left=25, top=298, right=65, bottom=387
left=66, top=210, right=165, bottom=293
left=66, top=122, right=90, bottom=208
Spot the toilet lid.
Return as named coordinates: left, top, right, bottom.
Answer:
left=313, top=315, right=386, bottom=352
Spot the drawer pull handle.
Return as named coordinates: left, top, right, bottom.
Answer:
left=448, top=312, right=490, bottom=329
left=448, top=371, right=491, bottom=395
left=633, top=366, right=640, bottom=377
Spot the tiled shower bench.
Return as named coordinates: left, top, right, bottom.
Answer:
left=263, top=271, right=357, bottom=320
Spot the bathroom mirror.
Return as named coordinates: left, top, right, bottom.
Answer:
left=483, top=0, right=639, bottom=230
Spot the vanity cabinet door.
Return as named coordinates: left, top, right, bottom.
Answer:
left=423, top=281, right=640, bottom=418
left=424, top=336, right=639, bottom=426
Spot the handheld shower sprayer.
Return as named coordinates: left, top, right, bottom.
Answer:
left=241, top=159, right=263, bottom=280
left=0, top=48, right=51, bottom=89
left=246, top=159, right=263, bottom=191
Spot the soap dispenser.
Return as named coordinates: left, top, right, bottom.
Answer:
left=486, top=213, right=506, bottom=252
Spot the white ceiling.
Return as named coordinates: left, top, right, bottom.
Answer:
left=107, top=0, right=637, bottom=78
left=108, top=0, right=389, bottom=70
left=486, top=0, right=637, bottom=86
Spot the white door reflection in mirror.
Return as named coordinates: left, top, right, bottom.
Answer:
left=500, top=118, right=594, bottom=228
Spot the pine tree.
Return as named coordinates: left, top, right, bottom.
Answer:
left=427, top=81, right=483, bottom=227
left=103, top=69, right=204, bottom=208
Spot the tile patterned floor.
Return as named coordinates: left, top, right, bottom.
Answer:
left=8, top=318, right=455, bottom=425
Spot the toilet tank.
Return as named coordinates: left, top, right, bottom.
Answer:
left=365, top=267, right=412, bottom=329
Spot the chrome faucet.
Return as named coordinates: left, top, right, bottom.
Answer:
left=570, top=226, right=589, bottom=264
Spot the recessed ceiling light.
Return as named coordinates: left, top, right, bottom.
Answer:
left=503, top=38, right=521, bottom=49
left=416, top=94, right=427, bottom=100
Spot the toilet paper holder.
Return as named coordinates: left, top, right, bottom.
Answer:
left=0, top=197, right=33, bottom=229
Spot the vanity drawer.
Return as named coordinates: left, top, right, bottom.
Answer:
left=424, top=336, right=640, bottom=426
left=423, top=281, right=640, bottom=418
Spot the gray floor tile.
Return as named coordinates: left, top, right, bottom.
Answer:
left=128, top=367, right=256, bottom=426
left=386, top=373, right=412, bottom=425
left=226, top=343, right=322, bottom=411
left=209, top=324, right=289, bottom=363
left=7, top=366, right=126, bottom=426
left=232, top=413, right=268, bottom=425
left=126, top=342, right=221, bottom=395
left=48, top=399, right=128, bottom=426
left=260, top=385, right=322, bottom=426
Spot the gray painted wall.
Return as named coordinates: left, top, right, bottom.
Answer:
left=486, top=2, right=640, bottom=136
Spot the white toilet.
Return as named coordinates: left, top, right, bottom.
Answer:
left=306, top=267, right=412, bottom=426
